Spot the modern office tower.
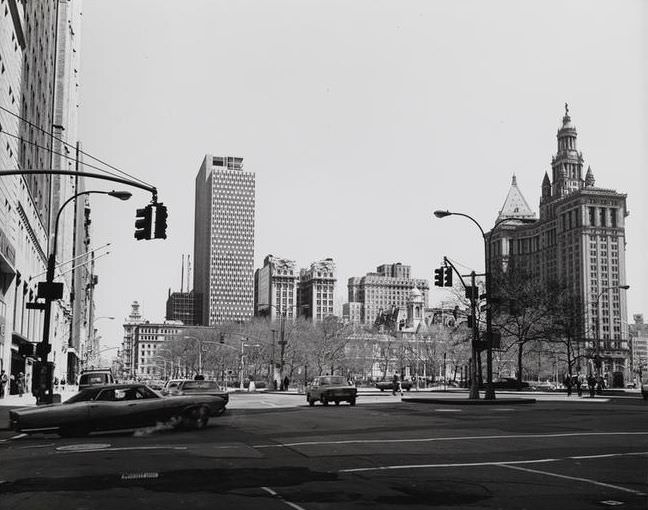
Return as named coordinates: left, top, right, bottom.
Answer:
left=346, top=263, right=430, bottom=325
left=297, top=258, right=336, bottom=322
left=194, top=155, right=255, bottom=325
left=487, top=106, right=629, bottom=385
left=165, top=290, right=201, bottom=326
left=254, top=255, right=298, bottom=321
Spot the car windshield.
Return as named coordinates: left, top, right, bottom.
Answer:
left=319, top=376, right=346, bottom=385
left=79, top=373, right=109, bottom=385
left=182, top=381, right=220, bottom=390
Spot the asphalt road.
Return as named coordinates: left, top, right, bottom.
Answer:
left=1, top=391, right=646, bottom=510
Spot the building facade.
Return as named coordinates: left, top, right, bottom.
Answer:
left=630, top=314, right=648, bottom=385
left=0, top=0, right=85, bottom=391
left=165, top=290, right=200, bottom=326
left=486, top=106, right=630, bottom=385
left=297, top=258, right=336, bottom=322
left=254, top=255, right=298, bottom=321
left=120, top=301, right=145, bottom=380
left=346, top=263, right=430, bottom=325
left=194, top=155, right=255, bottom=325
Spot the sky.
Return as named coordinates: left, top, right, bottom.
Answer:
left=77, top=0, right=647, bottom=353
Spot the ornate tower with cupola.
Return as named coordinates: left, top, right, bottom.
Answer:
left=550, top=103, right=585, bottom=199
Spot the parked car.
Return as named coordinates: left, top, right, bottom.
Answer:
left=375, top=380, right=413, bottom=392
left=528, top=381, right=557, bottom=392
left=78, top=369, right=115, bottom=390
left=162, top=379, right=228, bottom=406
left=306, top=376, right=357, bottom=406
left=8, top=383, right=227, bottom=437
left=491, top=378, right=530, bottom=390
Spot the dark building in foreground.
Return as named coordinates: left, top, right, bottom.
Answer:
left=165, top=290, right=201, bottom=326
left=487, top=106, right=629, bottom=385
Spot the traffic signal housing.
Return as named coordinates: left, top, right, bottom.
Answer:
left=134, top=205, right=153, bottom=240
left=154, top=203, right=168, bottom=239
left=434, top=267, right=444, bottom=287
left=444, top=267, right=453, bottom=287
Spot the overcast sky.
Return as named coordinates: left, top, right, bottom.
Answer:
left=77, top=0, right=647, bottom=352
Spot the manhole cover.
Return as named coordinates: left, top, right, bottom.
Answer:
left=57, top=443, right=111, bottom=452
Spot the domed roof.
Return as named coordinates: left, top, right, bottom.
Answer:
left=410, top=286, right=423, bottom=299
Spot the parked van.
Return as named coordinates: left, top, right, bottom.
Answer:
left=78, top=369, right=115, bottom=389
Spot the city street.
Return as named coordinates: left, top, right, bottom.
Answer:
left=1, top=391, right=646, bottom=509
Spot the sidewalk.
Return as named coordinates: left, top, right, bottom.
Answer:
left=0, top=387, right=79, bottom=430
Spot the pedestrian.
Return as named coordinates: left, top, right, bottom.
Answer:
left=248, top=376, right=256, bottom=393
left=18, top=372, right=25, bottom=397
left=596, top=376, right=604, bottom=395
left=283, top=375, right=290, bottom=391
left=587, top=374, right=596, bottom=398
left=0, top=370, right=7, bottom=398
left=392, top=373, right=403, bottom=396
left=575, top=376, right=583, bottom=397
left=564, top=375, right=572, bottom=397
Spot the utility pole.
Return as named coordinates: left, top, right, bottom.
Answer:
left=279, top=311, right=286, bottom=390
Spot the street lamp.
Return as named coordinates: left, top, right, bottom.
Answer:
left=37, top=190, right=131, bottom=404
left=183, top=336, right=204, bottom=376
left=262, top=304, right=306, bottom=390
left=86, top=316, right=115, bottom=368
left=433, top=209, right=535, bottom=400
left=592, top=284, right=630, bottom=379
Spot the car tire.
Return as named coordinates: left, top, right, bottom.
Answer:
left=406, top=387, right=411, bottom=392
left=334, top=400, right=340, bottom=406
left=308, top=398, right=315, bottom=407
left=350, top=398, right=356, bottom=406
left=182, top=406, right=210, bottom=430
left=321, top=395, right=329, bottom=406
left=380, top=388, right=384, bottom=392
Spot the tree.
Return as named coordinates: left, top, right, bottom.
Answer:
left=490, top=266, right=556, bottom=389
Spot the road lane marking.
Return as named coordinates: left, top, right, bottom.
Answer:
left=435, top=409, right=462, bottom=412
left=18, top=443, right=56, bottom=449
left=253, top=431, right=648, bottom=449
left=499, top=464, right=647, bottom=496
left=121, top=472, right=159, bottom=480
left=339, top=458, right=560, bottom=473
left=57, top=445, right=188, bottom=453
left=261, top=486, right=308, bottom=510
left=9, top=434, right=27, bottom=440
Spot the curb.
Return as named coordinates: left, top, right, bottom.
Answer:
left=402, top=397, right=536, bottom=405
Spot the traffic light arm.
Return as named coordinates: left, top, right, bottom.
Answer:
left=442, top=257, right=469, bottom=292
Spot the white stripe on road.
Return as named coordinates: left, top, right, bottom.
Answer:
left=253, top=431, right=648, bottom=449
left=261, top=486, right=308, bottom=510
left=499, top=463, right=647, bottom=496
left=339, top=457, right=560, bottom=473
left=57, top=445, right=188, bottom=453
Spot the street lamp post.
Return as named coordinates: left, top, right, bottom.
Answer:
left=86, top=316, right=115, bottom=368
left=434, top=209, right=535, bottom=400
left=183, top=336, right=204, bottom=376
left=37, top=190, right=131, bottom=404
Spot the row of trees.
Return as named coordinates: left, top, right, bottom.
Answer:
left=150, top=267, right=595, bottom=388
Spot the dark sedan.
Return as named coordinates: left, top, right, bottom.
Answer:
left=375, top=380, right=413, bottom=392
left=8, top=383, right=227, bottom=437
left=307, top=376, right=357, bottom=406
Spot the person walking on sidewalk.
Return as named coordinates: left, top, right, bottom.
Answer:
left=0, top=370, right=8, bottom=398
left=17, top=372, right=26, bottom=397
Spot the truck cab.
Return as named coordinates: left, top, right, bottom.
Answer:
left=78, top=369, right=115, bottom=390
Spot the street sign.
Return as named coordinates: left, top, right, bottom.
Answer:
left=37, top=281, right=64, bottom=300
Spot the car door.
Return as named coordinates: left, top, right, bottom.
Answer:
left=89, top=388, right=146, bottom=430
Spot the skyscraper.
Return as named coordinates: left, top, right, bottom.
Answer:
left=487, top=106, right=629, bottom=385
left=194, top=155, right=255, bottom=325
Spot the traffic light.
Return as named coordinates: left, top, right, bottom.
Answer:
left=154, top=203, right=168, bottom=239
left=134, top=205, right=153, bottom=240
left=434, top=267, right=444, bottom=287
left=444, top=267, right=453, bottom=287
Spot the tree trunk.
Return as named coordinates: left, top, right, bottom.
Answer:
left=517, top=343, right=524, bottom=389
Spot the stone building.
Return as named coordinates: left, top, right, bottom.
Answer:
left=297, top=258, right=336, bottom=322
left=486, top=106, right=630, bottom=386
left=254, top=255, right=298, bottom=321
left=346, top=263, right=429, bottom=325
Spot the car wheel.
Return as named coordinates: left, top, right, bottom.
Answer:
left=380, top=388, right=384, bottom=392
left=349, top=398, right=356, bottom=406
left=406, top=387, right=411, bottom=392
left=321, top=395, right=329, bottom=406
left=182, top=406, right=210, bottom=430
left=59, top=424, right=91, bottom=438
left=308, top=398, right=315, bottom=407
left=334, top=400, right=340, bottom=406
